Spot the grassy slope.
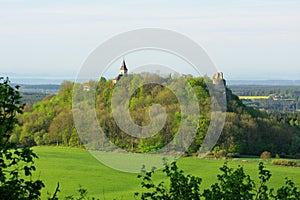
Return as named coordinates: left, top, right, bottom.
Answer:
left=33, top=147, right=300, bottom=200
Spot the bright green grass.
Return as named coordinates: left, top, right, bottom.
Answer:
left=33, top=147, right=300, bottom=199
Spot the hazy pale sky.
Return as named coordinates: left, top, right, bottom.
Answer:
left=1, top=0, right=300, bottom=81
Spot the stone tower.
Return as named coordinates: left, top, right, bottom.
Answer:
left=212, top=72, right=226, bottom=86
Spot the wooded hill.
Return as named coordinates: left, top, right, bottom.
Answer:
left=11, top=74, right=300, bottom=158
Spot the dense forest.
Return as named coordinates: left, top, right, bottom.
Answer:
left=11, top=74, right=300, bottom=158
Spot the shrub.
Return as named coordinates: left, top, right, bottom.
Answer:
left=214, top=149, right=227, bottom=158
left=260, top=151, right=271, bottom=159
left=135, top=161, right=300, bottom=199
left=272, top=159, right=297, bottom=167
left=212, top=146, right=227, bottom=158
left=227, top=152, right=240, bottom=158
left=135, top=162, right=202, bottom=200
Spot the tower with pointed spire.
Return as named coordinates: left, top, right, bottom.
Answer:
left=120, top=59, right=128, bottom=75
left=113, top=59, right=128, bottom=84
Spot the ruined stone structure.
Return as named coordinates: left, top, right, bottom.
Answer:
left=212, top=72, right=226, bottom=86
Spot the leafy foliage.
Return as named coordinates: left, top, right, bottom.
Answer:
left=202, top=162, right=255, bottom=199
left=135, top=161, right=202, bottom=200
left=0, top=77, right=44, bottom=199
left=46, top=183, right=100, bottom=200
left=63, top=185, right=100, bottom=200
left=136, top=161, right=300, bottom=200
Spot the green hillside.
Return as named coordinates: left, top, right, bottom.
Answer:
left=12, top=74, right=300, bottom=158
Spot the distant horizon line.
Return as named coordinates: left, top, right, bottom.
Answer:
left=2, top=74, right=300, bottom=81
left=5, top=77, right=300, bottom=86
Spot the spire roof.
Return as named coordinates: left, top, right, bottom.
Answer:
left=120, top=59, right=128, bottom=71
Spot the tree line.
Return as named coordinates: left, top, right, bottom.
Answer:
left=230, top=85, right=300, bottom=98
left=10, top=74, right=300, bottom=158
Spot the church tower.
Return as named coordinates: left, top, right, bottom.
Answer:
left=113, top=59, right=128, bottom=84
left=120, top=59, right=128, bottom=75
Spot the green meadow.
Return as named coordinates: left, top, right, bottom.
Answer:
left=33, top=146, right=300, bottom=199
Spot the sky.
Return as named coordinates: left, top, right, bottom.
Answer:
left=0, top=0, right=300, bottom=83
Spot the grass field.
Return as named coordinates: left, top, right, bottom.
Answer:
left=33, top=146, right=300, bottom=199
